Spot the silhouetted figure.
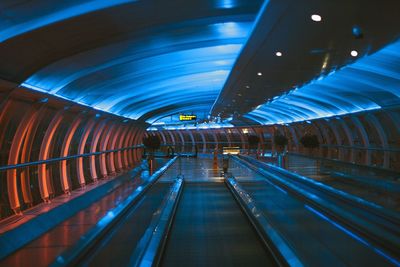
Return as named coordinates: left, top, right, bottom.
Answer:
left=167, top=146, right=174, bottom=158
left=222, top=154, right=229, bottom=174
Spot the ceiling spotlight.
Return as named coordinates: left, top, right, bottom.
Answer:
left=311, top=14, right=322, bottom=22
left=275, top=51, right=283, bottom=57
left=350, top=50, right=358, bottom=57
left=257, top=72, right=262, bottom=76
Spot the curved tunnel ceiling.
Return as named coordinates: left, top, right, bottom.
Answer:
left=0, top=0, right=263, bottom=123
left=1, top=0, right=399, bottom=128
left=244, top=39, right=400, bottom=125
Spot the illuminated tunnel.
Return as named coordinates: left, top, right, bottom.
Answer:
left=0, top=1, right=400, bottom=266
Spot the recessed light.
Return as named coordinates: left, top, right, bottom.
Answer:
left=245, top=85, right=250, bottom=89
left=311, top=14, right=322, bottom=22
left=352, top=25, right=363, bottom=39
left=276, top=51, right=283, bottom=57
left=257, top=72, right=262, bottom=76
left=350, top=50, right=358, bottom=57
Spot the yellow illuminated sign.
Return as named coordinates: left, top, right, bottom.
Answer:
left=179, top=114, right=197, bottom=121
left=223, top=147, right=240, bottom=155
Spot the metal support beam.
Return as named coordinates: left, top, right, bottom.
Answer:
left=90, top=119, right=108, bottom=181
left=38, top=109, right=65, bottom=202
left=60, top=115, right=83, bottom=193
left=350, top=116, right=371, bottom=165
left=7, top=106, right=39, bottom=213
left=366, top=114, right=389, bottom=168
left=77, top=118, right=96, bottom=186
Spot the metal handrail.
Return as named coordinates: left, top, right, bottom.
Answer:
left=320, top=144, right=400, bottom=153
left=159, top=141, right=269, bottom=145
left=0, top=145, right=143, bottom=171
left=288, top=152, right=400, bottom=175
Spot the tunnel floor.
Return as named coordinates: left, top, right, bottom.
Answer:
left=0, top=156, right=398, bottom=266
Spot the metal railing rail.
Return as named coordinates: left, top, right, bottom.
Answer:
left=0, top=145, right=144, bottom=171
left=320, top=144, right=400, bottom=153
left=288, top=152, right=400, bottom=175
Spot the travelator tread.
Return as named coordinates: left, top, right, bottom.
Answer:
left=160, top=182, right=278, bottom=267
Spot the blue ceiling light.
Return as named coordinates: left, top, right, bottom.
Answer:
left=212, top=22, right=249, bottom=37
left=215, top=0, right=238, bottom=9
left=245, top=39, right=400, bottom=125
left=0, top=0, right=137, bottom=43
